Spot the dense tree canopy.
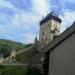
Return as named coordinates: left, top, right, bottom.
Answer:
left=0, top=39, right=30, bottom=58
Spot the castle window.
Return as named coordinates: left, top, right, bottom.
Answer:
left=42, top=38, right=43, bottom=41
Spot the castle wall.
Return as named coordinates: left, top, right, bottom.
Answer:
left=49, top=32, right=75, bottom=75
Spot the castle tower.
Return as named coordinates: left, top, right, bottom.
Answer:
left=39, top=12, right=62, bottom=46
left=11, top=50, right=16, bottom=59
left=11, top=46, right=16, bottom=59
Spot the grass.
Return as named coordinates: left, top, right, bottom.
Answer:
left=0, top=65, right=43, bottom=75
left=0, top=65, right=26, bottom=75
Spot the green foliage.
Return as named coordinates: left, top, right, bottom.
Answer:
left=16, top=47, right=39, bottom=63
left=16, top=50, right=32, bottom=63
left=26, top=67, right=42, bottom=75
left=0, top=66, right=42, bottom=75
left=32, top=47, right=39, bottom=56
left=0, top=66, right=26, bottom=75
left=0, top=40, right=12, bottom=58
left=0, top=39, right=29, bottom=58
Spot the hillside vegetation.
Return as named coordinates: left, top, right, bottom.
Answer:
left=16, top=47, right=39, bottom=63
left=0, top=39, right=31, bottom=58
left=0, top=65, right=26, bottom=75
left=0, top=66, right=42, bottom=75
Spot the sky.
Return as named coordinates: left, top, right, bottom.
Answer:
left=0, top=0, right=75, bottom=44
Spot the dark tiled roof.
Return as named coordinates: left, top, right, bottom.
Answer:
left=40, top=14, right=62, bottom=25
left=42, top=22, right=75, bottom=53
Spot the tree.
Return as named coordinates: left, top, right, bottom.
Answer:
left=26, top=66, right=42, bottom=75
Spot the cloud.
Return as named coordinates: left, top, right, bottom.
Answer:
left=9, top=0, right=50, bottom=44
left=0, top=0, right=75, bottom=44
left=0, top=0, right=51, bottom=44
left=0, top=0, right=15, bottom=8
left=20, top=33, right=36, bottom=44
left=60, top=0, right=75, bottom=3
left=32, top=0, right=49, bottom=16
left=60, top=9, right=75, bottom=32
left=8, top=0, right=32, bottom=10
left=50, top=0, right=75, bottom=32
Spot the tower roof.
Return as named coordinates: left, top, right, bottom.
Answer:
left=40, top=12, right=62, bottom=25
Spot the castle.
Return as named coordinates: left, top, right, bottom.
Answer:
left=35, top=11, right=62, bottom=49
left=38, top=11, right=75, bottom=75
left=32, top=11, right=62, bottom=73
left=1, top=11, right=75, bottom=75
left=33, top=11, right=75, bottom=75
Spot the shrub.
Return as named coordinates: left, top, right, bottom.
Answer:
left=26, top=66, right=42, bottom=75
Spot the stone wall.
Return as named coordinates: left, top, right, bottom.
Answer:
left=49, top=32, right=75, bottom=75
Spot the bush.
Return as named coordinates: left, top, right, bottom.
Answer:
left=0, top=66, right=26, bottom=75
left=26, top=66, right=42, bottom=75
